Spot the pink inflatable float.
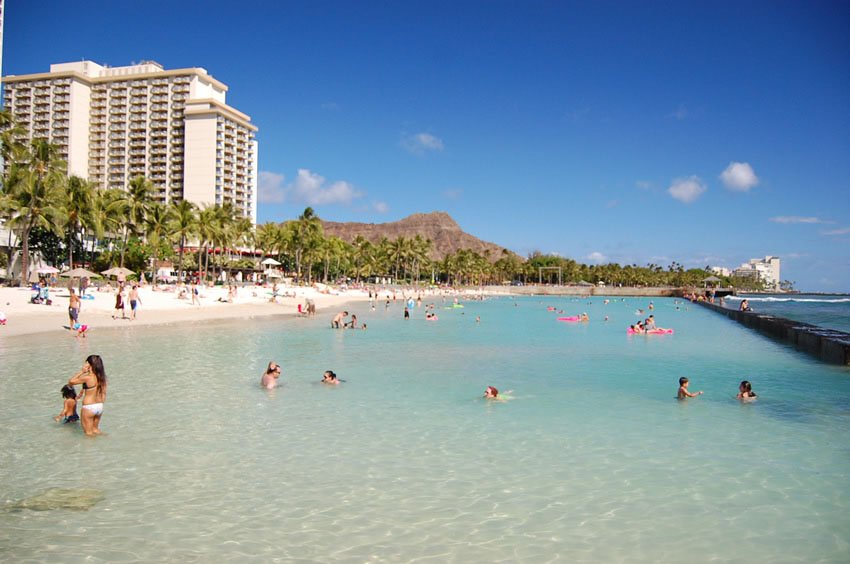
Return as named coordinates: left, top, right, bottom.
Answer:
left=627, top=328, right=674, bottom=335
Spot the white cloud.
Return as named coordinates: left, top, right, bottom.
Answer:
left=290, top=169, right=362, bottom=206
left=667, top=176, right=707, bottom=204
left=635, top=180, right=653, bottom=191
left=373, top=201, right=389, bottom=213
left=669, top=103, right=688, bottom=120
left=258, top=171, right=286, bottom=203
left=720, top=162, right=759, bottom=192
left=823, top=226, right=850, bottom=236
left=402, top=132, right=444, bottom=155
left=769, top=216, right=831, bottom=224
left=587, top=251, right=608, bottom=264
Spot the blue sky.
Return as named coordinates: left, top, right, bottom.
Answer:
left=3, top=1, right=849, bottom=291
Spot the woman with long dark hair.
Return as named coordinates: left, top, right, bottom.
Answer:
left=68, top=355, right=107, bottom=436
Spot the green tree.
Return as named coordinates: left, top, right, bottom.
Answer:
left=63, top=175, right=96, bottom=269
left=8, top=139, right=68, bottom=285
left=116, top=175, right=154, bottom=268
left=144, top=202, right=175, bottom=285
left=169, top=199, right=198, bottom=282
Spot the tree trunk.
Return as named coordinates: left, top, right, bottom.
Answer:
left=178, top=236, right=185, bottom=282
left=119, top=226, right=129, bottom=268
left=19, top=223, right=32, bottom=287
left=68, top=230, right=74, bottom=270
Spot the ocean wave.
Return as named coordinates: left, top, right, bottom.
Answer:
left=726, top=297, right=850, bottom=303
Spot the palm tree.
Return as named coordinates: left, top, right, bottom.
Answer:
left=144, top=202, right=174, bottom=286
left=117, top=175, right=154, bottom=268
left=169, top=199, right=198, bottom=282
left=63, top=175, right=95, bottom=269
left=212, top=203, right=236, bottom=282
left=196, top=206, right=219, bottom=281
left=9, top=139, right=68, bottom=285
left=292, top=207, right=323, bottom=281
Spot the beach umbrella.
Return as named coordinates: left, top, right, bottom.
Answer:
left=101, top=266, right=135, bottom=278
left=261, top=257, right=281, bottom=266
left=37, top=266, right=60, bottom=274
left=60, top=268, right=101, bottom=279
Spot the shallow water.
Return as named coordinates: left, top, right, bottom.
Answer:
left=1, top=296, right=849, bottom=562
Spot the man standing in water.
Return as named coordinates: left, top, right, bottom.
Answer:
left=331, top=311, right=348, bottom=328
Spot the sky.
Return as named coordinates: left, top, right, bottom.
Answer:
left=3, top=1, right=849, bottom=291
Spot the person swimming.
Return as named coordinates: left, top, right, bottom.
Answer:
left=484, top=386, right=499, bottom=399
left=322, top=370, right=342, bottom=385
left=737, top=380, right=757, bottom=400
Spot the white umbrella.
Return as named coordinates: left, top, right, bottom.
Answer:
left=61, top=268, right=101, bottom=279
left=261, top=257, right=281, bottom=266
left=37, top=266, right=60, bottom=274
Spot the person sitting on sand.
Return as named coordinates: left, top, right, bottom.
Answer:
left=331, top=311, right=348, bottom=328
left=321, top=370, right=341, bottom=385
left=261, top=362, right=281, bottom=389
left=737, top=380, right=757, bottom=400
left=677, top=377, right=703, bottom=399
left=0, top=310, right=6, bottom=325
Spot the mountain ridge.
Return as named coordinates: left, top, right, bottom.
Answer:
left=321, top=211, right=514, bottom=261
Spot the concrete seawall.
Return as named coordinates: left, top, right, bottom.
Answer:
left=696, top=301, right=850, bottom=366
left=482, top=285, right=680, bottom=297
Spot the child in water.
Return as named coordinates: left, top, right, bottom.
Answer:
left=737, top=380, right=757, bottom=400
left=677, top=377, right=703, bottom=399
left=55, top=384, right=79, bottom=423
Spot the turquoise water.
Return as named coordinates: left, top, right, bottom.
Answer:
left=724, top=294, right=850, bottom=333
left=1, top=296, right=849, bottom=562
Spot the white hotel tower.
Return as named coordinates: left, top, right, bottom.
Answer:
left=2, top=60, right=258, bottom=224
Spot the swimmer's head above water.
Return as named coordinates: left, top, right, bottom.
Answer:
left=484, top=386, right=499, bottom=399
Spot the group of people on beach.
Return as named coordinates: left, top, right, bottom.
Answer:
left=55, top=354, right=108, bottom=437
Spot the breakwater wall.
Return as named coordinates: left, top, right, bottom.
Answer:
left=482, top=285, right=679, bottom=297
left=696, top=301, right=850, bottom=366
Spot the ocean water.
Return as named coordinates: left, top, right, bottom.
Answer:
left=1, top=296, right=849, bottom=563
left=724, top=294, right=850, bottom=333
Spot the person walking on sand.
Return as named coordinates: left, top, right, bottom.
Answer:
left=113, top=285, right=125, bottom=319
left=68, top=288, right=81, bottom=332
left=68, top=355, right=107, bottom=436
left=129, top=285, right=142, bottom=320
left=191, top=283, right=201, bottom=307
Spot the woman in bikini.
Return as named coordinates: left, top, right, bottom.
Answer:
left=68, top=355, right=108, bottom=436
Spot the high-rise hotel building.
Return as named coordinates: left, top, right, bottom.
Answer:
left=2, top=60, right=258, bottom=223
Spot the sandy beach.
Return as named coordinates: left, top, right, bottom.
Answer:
left=0, top=282, right=373, bottom=338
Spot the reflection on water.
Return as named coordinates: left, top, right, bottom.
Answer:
left=1, top=296, right=849, bottom=562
